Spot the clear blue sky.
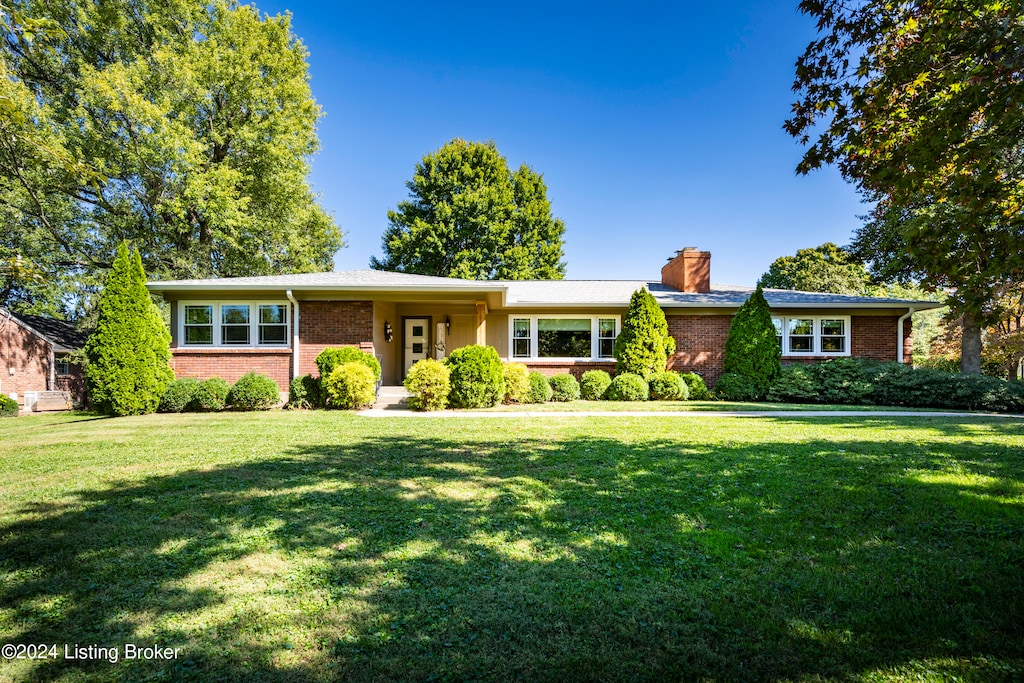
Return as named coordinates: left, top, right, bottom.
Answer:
left=255, top=0, right=863, bottom=286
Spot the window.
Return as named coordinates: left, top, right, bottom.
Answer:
left=55, top=358, right=70, bottom=376
left=771, top=315, right=851, bottom=356
left=180, top=302, right=290, bottom=348
left=508, top=316, right=619, bottom=360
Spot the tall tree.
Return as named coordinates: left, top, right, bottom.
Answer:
left=758, top=243, right=871, bottom=295
left=785, top=0, right=1024, bottom=374
left=0, top=0, right=342, bottom=318
left=722, top=285, right=781, bottom=395
left=371, top=139, right=566, bottom=280
left=613, top=288, right=675, bottom=380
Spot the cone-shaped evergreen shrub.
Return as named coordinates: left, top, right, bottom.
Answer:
left=722, top=285, right=780, bottom=396
left=84, top=243, right=173, bottom=416
left=614, top=288, right=676, bottom=380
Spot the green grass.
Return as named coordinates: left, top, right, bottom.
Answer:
left=1, top=411, right=1022, bottom=682
left=475, top=400, right=946, bottom=412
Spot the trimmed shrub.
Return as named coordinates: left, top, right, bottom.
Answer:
left=445, top=345, right=505, bottom=409
left=503, top=363, right=531, bottom=404
left=867, top=363, right=1024, bottom=412
left=315, top=346, right=381, bottom=382
left=713, top=373, right=760, bottom=402
left=288, top=374, right=321, bottom=409
left=549, top=374, right=581, bottom=402
left=323, top=362, right=377, bottom=410
left=190, top=377, right=229, bottom=412
left=84, top=242, right=173, bottom=416
left=614, top=288, right=676, bottom=379
left=405, top=359, right=451, bottom=411
left=527, top=371, right=553, bottom=403
left=580, top=369, right=612, bottom=400
left=766, top=365, right=818, bottom=403
left=606, top=373, right=649, bottom=401
left=722, top=285, right=780, bottom=396
left=1, top=394, right=18, bottom=417
left=678, top=372, right=710, bottom=400
left=649, top=371, right=688, bottom=400
left=810, top=357, right=874, bottom=405
left=159, top=378, right=199, bottom=413
left=227, top=372, right=281, bottom=411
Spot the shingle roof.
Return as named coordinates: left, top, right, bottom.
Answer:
left=1, top=308, right=90, bottom=350
left=148, top=269, right=504, bottom=290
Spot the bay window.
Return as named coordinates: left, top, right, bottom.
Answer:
left=179, top=302, right=290, bottom=348
left=510, top=316, right=619, bottom=360
left=770, top=315, right=851, bottom=356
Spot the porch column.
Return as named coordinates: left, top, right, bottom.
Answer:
left=476, top=301, right=488, bottom=345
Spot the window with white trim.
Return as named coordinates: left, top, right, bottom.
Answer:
left=179, top=302, right=290, bottom=348
left=771, top=315, right=851, bottom=356
left=55, top=357, right=70, bottom=376
left=509, top=316, right=619, bottom=360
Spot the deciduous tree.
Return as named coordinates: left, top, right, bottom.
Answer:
left=758, top=243, right=870, bottom=295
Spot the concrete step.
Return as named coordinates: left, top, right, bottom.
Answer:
left=374, top=386, right=411, bottom=410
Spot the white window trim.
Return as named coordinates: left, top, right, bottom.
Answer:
left=772, top=315, right=851, bottom=357
left=178, top=301, right=291, bottom=349
left=508, top=315, right=620, bottom=361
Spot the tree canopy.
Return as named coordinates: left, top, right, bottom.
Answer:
left=0, top=0, right=342, bottom=319
left=371, top=139, right=566, bottom=280
left=786, top=0, right=1024, bottom=373
left=758, top=243, right=871, bottom=295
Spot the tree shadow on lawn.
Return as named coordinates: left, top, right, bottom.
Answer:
left=1, top=421, right=1022, bottom=681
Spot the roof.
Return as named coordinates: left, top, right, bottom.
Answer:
left=147, top=270, right=943, bottom=310
left=0, top=308, right=90, bottom=351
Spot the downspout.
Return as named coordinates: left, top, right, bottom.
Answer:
left=48, top=344, right=55, bottom=391
left=286, top=290, right=300, bottom=379
left=897, top=307, right=915, bottom=365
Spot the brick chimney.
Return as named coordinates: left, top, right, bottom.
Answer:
left=661, top=248, right=711, bottom=293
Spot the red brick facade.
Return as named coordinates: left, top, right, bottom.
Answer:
left=665, top=314, right=733, bottom=385
left=170, top=348, right=293, bottom=391
left=297, top=301, right=374, bottom=376
left=1, top=316, right=53, bottom=403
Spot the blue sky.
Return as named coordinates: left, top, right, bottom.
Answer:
left=255, top=0, right=864, bottom=286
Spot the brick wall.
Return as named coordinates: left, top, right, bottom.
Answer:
left=525, top=361, right=617, bottom=380
left=170, top=348, right=292, bottom=391
left=665, top=314, right=733, bottom=386
left=298, top=301, right=375, bottom=376
left=0, top=316, right=51, bottom=404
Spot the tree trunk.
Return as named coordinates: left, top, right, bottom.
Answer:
left=961, top=313, right=982, bottom=375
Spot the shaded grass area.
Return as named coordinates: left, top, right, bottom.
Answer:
left=1, top=412, right=1022, bottom=681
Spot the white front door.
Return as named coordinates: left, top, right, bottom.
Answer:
left=404, top=318, right=429, bottom=376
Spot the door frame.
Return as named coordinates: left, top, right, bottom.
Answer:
left=401, top=316, right=431, bottom=379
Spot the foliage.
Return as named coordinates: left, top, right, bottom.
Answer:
left=722, top=286, right=780, bottom=396
left=190, top=378, right=229, bottom=412
left=372, top=138, right=565, bottom=280
left=226, top=372, right=280, bottom=411
left=677, top=372, right=710, bottom=401
left=158, top=378, right=199, bottom=413
left=444, top=345, right=505, bottom=409
left=649, top=371, right=688, bottom=401
left=813, top=358, right=875, bottom=405
left=579, top=370, right=612, bottom=401
left=614, top=288, right=675, bottom=380
left=83, top=243, right=173, bottom=416
left=786, top=0, right=1024, bottom=374
left=323, top=363, right=376, bottom=410
left=288, top=374, right=321, bottom=410
left=526, top=371, right=553, bottom=404
left=766, top=365, right=818, bottom=404
left=502, top=363, right=531, bottom=404
left=758, top=243, right=870, bottom=295
left=713, top=373, right=760, bottom=402
left=548, top=374, right=580, bottom=403
left=0, top=0, right=342, bottom=318
left=404, top=359, right=451, bottom=412
left=605, top=373, right=649, bottom=402
left=0, top=394, right=18, bottom=417
left=315, top=347, right=381, bottom=382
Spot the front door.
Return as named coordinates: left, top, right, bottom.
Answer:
left=404, top=318, right=429, bottom=376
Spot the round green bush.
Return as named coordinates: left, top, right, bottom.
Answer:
left=503, top=363, right=531, bottom=404
left=444, top=345, right=505, bottom=409
left=713, top=372, right=760, bottom=402
left=649, top=371, right=688, bottom=400
left=323, top=362, right=377, bottom=410
left=677, top=372, right=710, bottom=400
left=766, top=364, right=818, bottom=403
left=226, top=372, right=281, bottom=411
left=405, top=359, right=451, bottom=411
left=527, top=371, right=553, bottom=403
left=0, top=394, right=18, bottom=417
left=548, top=373, right=581, bottom=402
left=190, top=377, right=229, bottom=412
left=288, top=374, right=321, bottom=409
left=159, top=378, right=199, bottom=413
left=315, top=346, right=381, bottom=382
left=606, top=373, right=649, bottom=401
left=580, top=369, right=612, bottom=400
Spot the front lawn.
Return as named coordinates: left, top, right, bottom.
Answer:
left=475, top=400, right=945, bottom=412
left=1, top=412, right=1022, bottom=681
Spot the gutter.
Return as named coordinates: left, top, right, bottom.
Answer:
left=286, top=290, right=300, bottom=379
left=897, top=307, right=915, bottom=364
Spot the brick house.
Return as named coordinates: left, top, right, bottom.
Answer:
left=0, top=308, right=89, bottom=407
left=146, top=249, right=941, bottom=390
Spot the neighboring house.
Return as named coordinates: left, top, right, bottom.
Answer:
left=0, top=308, right=89, bottom=407
left=146, top=249, right=942, bottom=390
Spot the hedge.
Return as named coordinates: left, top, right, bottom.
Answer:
left=649, top=371, right=688, bottom=400
left=580, top=370, right=612, bottom=401
left=526, top=371, right=553, bottom=403
left=405, top=359, right=451, bottom=411
left=445, top=345, right=505, bottom=409
left=549, top=374, right=581, bottom=402
left=323, top=363, right=377, bottom=410
left=606, top=373, right=648, bottom=401
left=226, top=372, right=281, bottom=411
